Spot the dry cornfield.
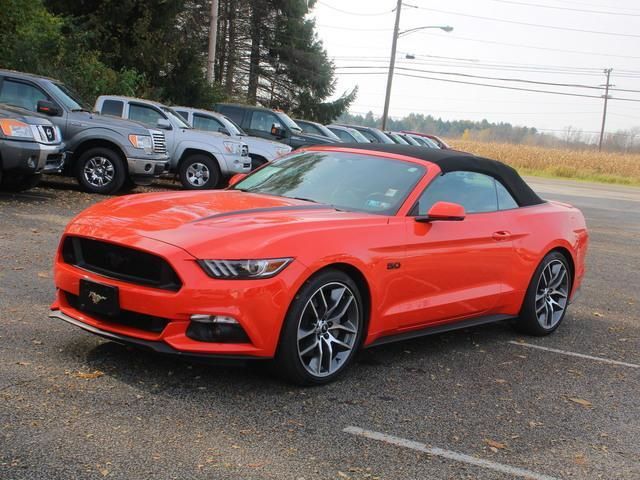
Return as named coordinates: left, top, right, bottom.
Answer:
left=447, top=139, right=640, bottom=186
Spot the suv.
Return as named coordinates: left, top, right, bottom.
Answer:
left=173, top=107, right=291, bottom=170
left=0, top=104, right=65, bottom=191
left=336, top=124, right=394, bottom=144
left=213, top=104, right=337, bottom=149
left=293, top=119, right=341, bottom=142
left=96, top=96, right=250, bottom=189
left=0, top=70, right=169, bottom=194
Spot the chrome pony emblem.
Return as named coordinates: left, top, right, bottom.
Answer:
left=88, top=291, right=107, bottom=304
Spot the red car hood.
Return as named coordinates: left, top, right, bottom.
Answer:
left=70, top=190, right=384, bottom=258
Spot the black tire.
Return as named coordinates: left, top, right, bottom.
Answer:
left=0, top=173, right=41, bottom=192
left=76, top=147, right=126, bottom=194
left=275, top=269, right=365, bottom=386
left=178, top=154, right=221, bottom=190
left=512, top=251, right=572, bottom=336
left=120, top=177, right=138, bottom=193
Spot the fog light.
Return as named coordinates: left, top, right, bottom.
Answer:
left=187, top=314, right=250, bottom=343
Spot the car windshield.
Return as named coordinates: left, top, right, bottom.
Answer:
left=48, top=81, right=89, bottom=111
left=161, top=107, right=192, bottom=128
left=222, top=115, right=245, bottom=136
left=348, top=128, right=371, bottom=143
left=276, top=112, right=303, bottom=132
left=233, top=151, right=425, bottom=215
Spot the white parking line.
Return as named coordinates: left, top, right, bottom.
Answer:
left=508, top=341, right=639, bottom=369
left=344, top=426, right=560, bottom=480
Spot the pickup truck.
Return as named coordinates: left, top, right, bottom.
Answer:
left=0, top=69, right=169, bottom=194
left=213, top=104, right=337, bottom=150
left=0, top=104, right=65, bottom=191
left=173, top=106, right=292, bottom=170
left=96, top=96, right=251, bottom=189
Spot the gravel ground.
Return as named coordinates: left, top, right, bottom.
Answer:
left=0, top=175, right=638, bottom=480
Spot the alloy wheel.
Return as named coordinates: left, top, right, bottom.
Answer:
left=186, top=162, right=210, bottom=187
left=84, top=156, right=115, bottom=188
left=535, top=259, right=569, bottom=329
left=297, top=282, right=359, bottom=378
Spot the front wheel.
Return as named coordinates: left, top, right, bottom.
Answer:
left=179, top=154, right=221, bottom=190
left=275, top=269, right=364, bottom=385
left=513, top=251, right=572, bottom=336
left=76, top=148, right=126, bottom=194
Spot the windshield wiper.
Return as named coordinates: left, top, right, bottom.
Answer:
left=290, top=196, right=320, bottom=204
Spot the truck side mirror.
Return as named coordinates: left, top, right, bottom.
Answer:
left=270, top=124, right=286, bottom=138
left=37, top=100, right=62, bottom=116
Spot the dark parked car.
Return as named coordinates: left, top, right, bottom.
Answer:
left=213, top=104, right=336, bottom=149
left=293, top=119, right=342, bottom=142
left=0, top=69, right=168, bottom=194
left=0, top=104, right=65, bottom=191
left=384, top=131, right=410, bottom=145
left=326, top=125, right=371, bottom=143
left=336, top=124, right=395, bottom=144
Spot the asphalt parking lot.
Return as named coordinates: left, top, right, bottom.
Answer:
left=1, top=176, right=638, bottom=480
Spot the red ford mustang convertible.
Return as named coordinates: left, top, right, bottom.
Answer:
left=50, top=145, right=588, bottom=384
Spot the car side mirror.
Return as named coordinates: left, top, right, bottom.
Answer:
left=157, top=118, right=172, bottom=130
left=415, top=201, right=466, bottom=223
left=228, top=173, right=247, bottom=187
left=270, top=124, right=286, bottom=138
left=37, top=100, right=62, bottom=116
left=218, top=127, right=231, bottom=136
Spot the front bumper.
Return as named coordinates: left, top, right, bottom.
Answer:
left=0, top=139, right=65, bottom=174
left=126, top=156, right=169, bottom=178
left=220, top=153, right=252, bottom=174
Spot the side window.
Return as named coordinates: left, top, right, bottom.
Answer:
left=496, top=181, right=519, bottom=210
left=249, top=111, right=280, bottom=133
left=193, top=113, right=224, bottom=132
left=218, top=106, right=244, bottom=125
left=358, top=129, right=378, bottom=143
left=415, top=171, right=498, bottom=215
left=128, top=104, right=165, bottom=128
left=301, top=123, right=323, bottom=136
left=332, top=129, right=352, bottom=142
left=174, top=110, right=189, bottom=121
left=0, top=79, right=49, bottom=112
left=101, top=100, right=124, bottom=117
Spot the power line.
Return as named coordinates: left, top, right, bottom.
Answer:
left=317, top=1, right=394, bottom=16
left=412, top=6, right=640, bottom=38
left=486, top=0, right=640, bottom=16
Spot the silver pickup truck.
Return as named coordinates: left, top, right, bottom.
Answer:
left=0, top=104, right=65, bottom=191
left=95, top=96, right=251, bottom=189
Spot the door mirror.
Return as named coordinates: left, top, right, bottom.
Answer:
left=218, top=127, right=231, bottom=136
left=415, top=201, right=466, bottom=223
left=37, top=100, right=62, bottom=116
left=228, top=173, right=247, bottom=187
left=156, top=118, right=172, bottom=130
left=270, top=124, right=286, bottom=138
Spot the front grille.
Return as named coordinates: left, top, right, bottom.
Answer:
left=151, top=131, right=167, bottom=154
left=64, top=291, right=169, bottom=333
left=241, top=144, right=249, bottom=157
left=62, top=236, right=182, bottom=291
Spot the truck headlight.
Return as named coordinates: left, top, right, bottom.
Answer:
left=0, top=120, right=34, bottom=139
left=128, top=134, right=153, bottom=153
left=198, top=258, right=293, bottom=279
left=223, top=141, right=242, bottom=155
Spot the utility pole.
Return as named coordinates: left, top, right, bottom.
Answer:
left=206, top=0, right=219, bottom=85
left=382, top=0, right=403, bottom=131
left=598, top=68, right=613, bottom=152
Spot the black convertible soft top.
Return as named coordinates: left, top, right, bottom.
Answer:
left=328, top=144, right=545, bottom=207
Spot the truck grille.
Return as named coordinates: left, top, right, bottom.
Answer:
left=241, top=144, right=249, bottom=157
left=150, top=130, right=167, bottom=154
left=62, top=236, right=182, bottom=291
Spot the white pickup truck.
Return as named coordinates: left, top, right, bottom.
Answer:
left=173, top=107, right=292, bottom=170
left=95, top=96, right=251, bottom=189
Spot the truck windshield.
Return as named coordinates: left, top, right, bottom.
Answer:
left=48, top=82, right=90, bottom=111
left=276, top=112, right=303, bottom=133
left=161, top=107, right=191, bottom=129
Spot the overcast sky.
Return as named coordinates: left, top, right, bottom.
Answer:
left=312, top=0, right=640, bottom=136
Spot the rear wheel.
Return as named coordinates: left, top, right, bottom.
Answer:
left=275, top=269, right=364, bottom=385
left=76, top=147, right=126, bottom=194
left=513, top=251, right=572, bottom=336
left=179, top=154, right=221, bottom=189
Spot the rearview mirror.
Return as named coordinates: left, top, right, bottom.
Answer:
left=415, top=201, right=466, bottom=222
left=228, top=173, right=247, bottom=187
left=37, top=100, right=62, bottom=116
left=270, top=124, right=286, bottom=138
left=156, top=118, right=172, bottom=130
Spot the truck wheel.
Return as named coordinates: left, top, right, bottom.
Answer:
left=0, top=173, right=42, bottom=192
left=76, top=147, right=126, bottom=194
left=179, top=154, right=221, bottom=190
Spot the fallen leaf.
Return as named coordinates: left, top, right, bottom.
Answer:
left=593, top=312, right=603, bottom=317
left=568, top=397, right=592, bottom=408
left=37, top=271, right=49, bottom=278
left=337, top=472, right=350, bottom=479
left=484, top=439, right=507, bottom=450
left=99, top=468, right=109, bottom=477
left=72, top=370, right=104, bottom=379
left=495, top=379, right=507, bottom=384
left=574, top=453, right=587, bottom=465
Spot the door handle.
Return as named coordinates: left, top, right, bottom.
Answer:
left=492, top=230, right=511, bottom=241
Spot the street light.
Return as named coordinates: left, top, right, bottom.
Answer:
left=381, top=11, right=454, bottom=130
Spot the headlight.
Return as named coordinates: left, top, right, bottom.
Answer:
left=128, top=134, right=153, bottom=153
left=223, top=141, right=242, bottom=155
left=198, top=258, right=293, bottom=279
left=275, top=147, right=290, bottom=157
left=0, top=119, right=34, bottom=139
